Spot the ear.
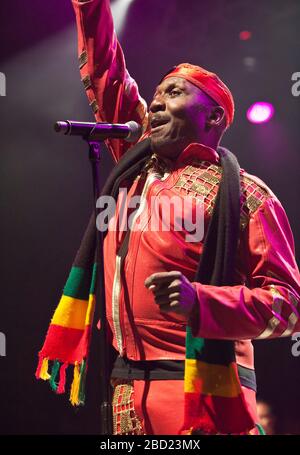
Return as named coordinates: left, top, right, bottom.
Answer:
left=207, top=106, right=225, bottom=127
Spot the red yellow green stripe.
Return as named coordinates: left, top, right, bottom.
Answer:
left=184, top=358, right=241, bottom=397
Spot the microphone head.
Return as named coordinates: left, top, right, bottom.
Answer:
left=125, top=121, right=142, bottom=142
left=54, top=121, right=70, bottom=133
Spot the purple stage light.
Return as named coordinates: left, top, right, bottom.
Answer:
left=247, top=102, right=274, bottom=124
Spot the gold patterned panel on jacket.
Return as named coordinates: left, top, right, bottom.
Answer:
left=240, top=174, right=271, bottom=229
left=173, top=161, right=272, bottom=229
left=173, top=161, right=222, bottom=216
left=111, top=380, right=145, bottom=435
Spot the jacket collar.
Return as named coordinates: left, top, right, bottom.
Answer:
left=175, top=142, right=219, bottom=166
left=147, top=142, right=220, bottom=174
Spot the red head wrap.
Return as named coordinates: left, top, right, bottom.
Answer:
left=163, top=63, right=235, bottom=127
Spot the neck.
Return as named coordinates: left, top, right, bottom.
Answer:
left=199, top=135, right=221, bottom=151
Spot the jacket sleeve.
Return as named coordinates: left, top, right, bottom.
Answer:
left=72, top=0, right=148, bottom=162
left=190, top=196, right=300, bottom=340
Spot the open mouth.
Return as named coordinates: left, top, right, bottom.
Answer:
left=150, top=118, right=169, bottom=131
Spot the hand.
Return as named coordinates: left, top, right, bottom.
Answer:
left=145, top=271, right=197, bottom=316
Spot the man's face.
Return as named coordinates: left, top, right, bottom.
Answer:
left=149, top=76, right=216, bottom=159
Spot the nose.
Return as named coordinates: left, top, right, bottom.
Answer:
left=149, top=94, right=166, bottom=113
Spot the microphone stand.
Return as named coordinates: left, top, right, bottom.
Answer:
left=54, top=120, right=141, bottom=434
left=86, top=138, right=112, bottom=435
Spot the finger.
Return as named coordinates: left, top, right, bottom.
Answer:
left=153, top=287, right=181, bottom=298
left=145, top=271, right=181, bottom=288
left=147, top=279, right=181, bottom=294
left=154, top=296, right=172, bottom=306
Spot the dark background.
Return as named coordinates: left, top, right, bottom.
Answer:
left=0, top=0, right=299, bottom=434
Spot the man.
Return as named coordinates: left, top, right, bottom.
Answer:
left=36, top=0, right=300, bottom=435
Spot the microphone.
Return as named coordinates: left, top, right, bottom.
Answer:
left=54, top=120, right=142, bottom=143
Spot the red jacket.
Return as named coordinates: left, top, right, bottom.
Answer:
left=72, top=0, right=300, bottom=419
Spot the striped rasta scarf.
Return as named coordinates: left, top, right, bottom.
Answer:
left=36, top=138, right=255, bottom=434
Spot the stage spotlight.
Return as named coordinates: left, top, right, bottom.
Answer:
left=111, top=0, right=135, bottom=35
left=247, top=102, right=274, bottom=124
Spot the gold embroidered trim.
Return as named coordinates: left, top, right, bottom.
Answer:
left=190, top=182, right=210, bottom=197
left=82, top=74, right=92, bottom=90
left=89, top=99, right=99, bottom=114
left=245, top=194, right=263, bottom=213
left=240, top=175, right=270, bottom=229
left=281, top=290, right=299, bottom=336
left=200, top=171, right=220, bottom=186
left=112, top=253, right=124, bottom=355
left=173, top=161, right=222, bottom=215
left=112, top=381, right=144, bottom=435
left=256, top=285, right=284, bottom=339
left=78, top=50, right=88, bottom=69
left=173, top=162, right=272, bottom=230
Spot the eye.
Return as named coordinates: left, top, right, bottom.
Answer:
left=169, top=88, right=181, bottom=97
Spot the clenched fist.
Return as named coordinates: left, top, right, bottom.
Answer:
left=145, top=271, right=197, bottom=316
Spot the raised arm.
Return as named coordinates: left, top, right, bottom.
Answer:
left=72, top=0, right=148, bottom=162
